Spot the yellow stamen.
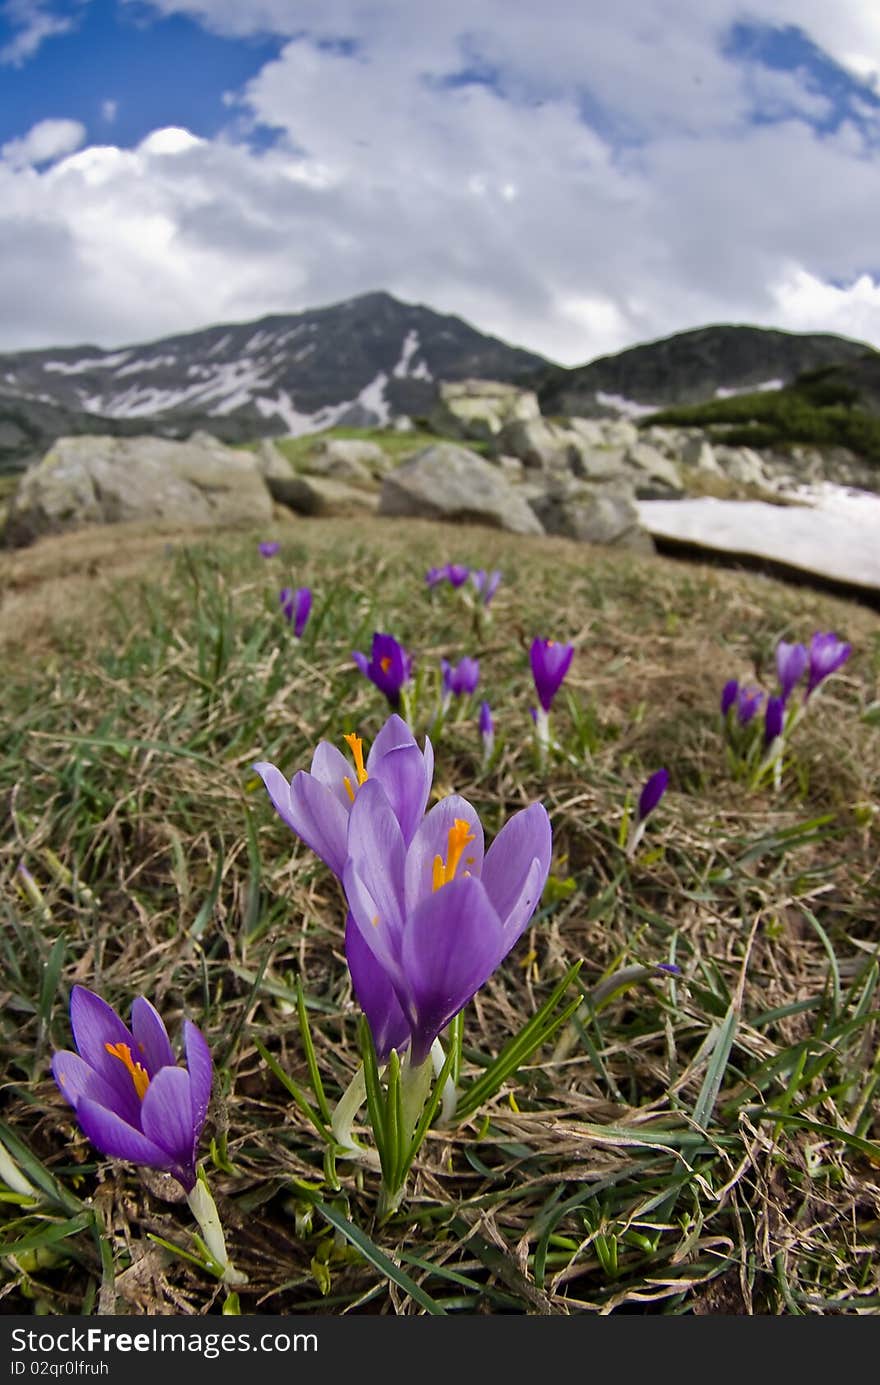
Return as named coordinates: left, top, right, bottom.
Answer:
left=343, top=776, right=355, bottom=803
left=432, top=819, right=475, bottom=892
left=379, top=656, right=393, bottom=674
left=105, top=1042, right=150, bottom=1101
left=343, top=733, right=369, bottom=785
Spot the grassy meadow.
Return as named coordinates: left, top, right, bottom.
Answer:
left=1, top=513, right=879, bottom=1316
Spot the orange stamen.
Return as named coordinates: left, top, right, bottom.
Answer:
left=343, top=733, right=369, bottom=785
left=379, top=656, right=393, bottom=674
left=432, top=819, right=475, bottom=892
left=105, top=1042, right=150, bottom=1101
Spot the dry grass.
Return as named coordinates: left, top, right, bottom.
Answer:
left=2, top=515, right=879, bottom=1315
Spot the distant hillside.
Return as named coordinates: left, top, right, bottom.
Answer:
left=643, top=355, right=880, bottom=465
left=0, top=290, right=550, bottom=472
left=535, top=324, right=878, bottom=417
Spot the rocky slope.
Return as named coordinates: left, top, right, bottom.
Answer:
left=535, top=324, right=877, bottom=416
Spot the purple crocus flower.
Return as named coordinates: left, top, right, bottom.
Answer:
left=530, top=638, right=574, bottom=714
left=736, top=685, right=765, bottom=726
left=279, top=586, right=312, bottom=638
left=343, top=780, right=552, bottom=1065
left=254, top=715, right=434, bottom=1059
left=425, top=567, right=443, bottom=588
left=638, top=769, right=669, bottom=823
left=441, top=655, right=480, bottom=701
left=51, top=987, right=211, bottom=1192
left=259, top=541, right=280, bottom=558
left=352, top=632, right=413, bottom=710
left=471, top=569, right=502, bottom=606
left=806, top=631, right=852, bottom=698
left=445, top=564, right=470, bottom=588
left=775, top=641, right=807, bottom=703
left=764, top=695, right=785, bottom=746
left=720, top=679, right=739, bottom=716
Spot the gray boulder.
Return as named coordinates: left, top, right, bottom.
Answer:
left=622, top=442, right=685, bottom=498
left=528, top=477, right=654, bottom=553
left=4, top=433, right=272, bottom=546
left=303, top=437, right=391, bottom=483
left=379, top=443, right=544, bottom=535
left=269, top=472, right=379, bottom=517
left=494, top=417, right=585, bottom=470
left=428, top=379, right=540, bottom=443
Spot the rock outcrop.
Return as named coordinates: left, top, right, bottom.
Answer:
left=3, top=432, right=272, bottom=547
left=379, top=442, right=544, bottom=535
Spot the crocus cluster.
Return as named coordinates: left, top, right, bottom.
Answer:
left=255, top=714, right=551, bottom=1064
left=279, top=586, right=312, bottom=638
left=352, top=633, right=413, bottom=711
left=426, top=563, right=470, bottom=589
left=720, top=630, right=853, bottom=786
left=440, top=655, right=480, bottom=713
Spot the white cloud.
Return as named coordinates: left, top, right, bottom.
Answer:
left=0, top=0, right=76, bottom=65
left=1, top=117, right=86, bottom=167
left=3, top=2, right=880, bottom=361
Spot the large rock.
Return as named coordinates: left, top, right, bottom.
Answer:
left=494, top=417, right=586, bottom=470
left=622, top=442, right=685, bottom=498
left=302, top=437, right=391, bottom=483
left=528, top=477, right=654, bottom=553
left=428, top=379, right=540, bottom=443
left=3, top=433, right=272, bottom=546
left=379, top=443, right=544, bottom=535
left=268, top=472, right=379, bottom=517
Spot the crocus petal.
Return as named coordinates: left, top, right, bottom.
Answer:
left=75, top=1096, right=173, bottom=1171
left=775, top=641, right=807, bottom=701
left=344, top=912, right=411, bottom=1060
left=255, top=762, right=349, bottom=877
left=130, top=997, right=176, bottom=1076
left=184, top=1020, right=213, bottom=1139
left=69, top=986, right=139, bottom=1102
left=294, top=587, right=312, bottom=638
left=52, top=1050, right=140, bottom=1123
left=764, top=695, right=785, bottom=745
left=404, top=793, right=485, bottom=913
left=345, top=780, right=408, bottom=938
left=479, top=701, right=494, bottom=737
left=366, top=713, right=417, bottom=767
left=720, top=679, right=739, bottom=716
left=310, top=741, right=358, bottom=808
left=402, top=875, right=506, bottom=1065
left=480, top=802, right=552, bottom=945
left=371, top=740, right=434, bottom=847
left=140, top=1066, right=198, bottom=1186
left=637, top=769, right=669, bottom=823
left=352, top=650, right=370, bottom=677
left=530, top=639, right=574, bottom=711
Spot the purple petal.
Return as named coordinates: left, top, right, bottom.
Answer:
left=402, top=876, right=505, bottom=1065
left=184, top=1020, right=213, bottom=1139
left=130, top=998, right=176, bottom=1076
left=404, top=794, right=485, bottom=913
left=310, top=741, right=357, bottom=808
left=637, top=769, right=669, bottom=823
left=75, top=1097, right=173, bottom=1171
left=530, top=638, right=574, bottom=712
left=370, top=740, right=434, bottom=847
left=69, top=987, right=139, bottom=1103
left=345, top=780, right=408, bottom=935
left=480, top=802, right=552, bottom=946
left=140, top=1065, right=199, bottom=1186
left=52, top=1050, right=139, bottom=1123
left=366, top=713, right=417, bottom=767
left=352, top=649, right=370, bottom=677
left=764, top=695, right=785, bottom=745
left=344, top=912, right=411, bottom=1061
left=255, top=761, right=349, bottom=878
left=775, top=641, right=807, bottom=701
left=720, top=679, right=739, bottom=716
left=479, top=701, right=494, bottom=737
left=294, top=587, right=312, bottom=638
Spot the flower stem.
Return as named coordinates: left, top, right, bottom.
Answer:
left=187, top=1173, right=247, bottom=1286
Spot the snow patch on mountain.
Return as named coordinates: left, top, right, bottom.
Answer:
left=715, top=379, right=784, bottom=399
left=44, top=352, right=131, bottom=375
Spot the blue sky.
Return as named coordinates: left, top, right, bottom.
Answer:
left=2, top=0, right=880, bottom=362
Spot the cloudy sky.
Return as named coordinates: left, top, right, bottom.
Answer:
left=2, top=0, right=880, bottom=365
